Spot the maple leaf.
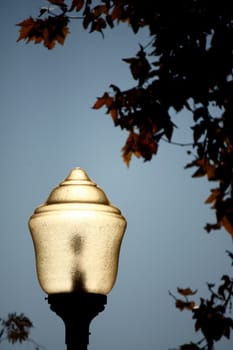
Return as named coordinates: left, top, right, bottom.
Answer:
left=92, top=92, right=114, bottom=109
left=92, top=92, right=119, bottom=123
left=122, top=132, right=141, bottom=166
left=17, top=16, right=70, bottom=49
left=16, top=18, right=37, bottom=43
left=44, top=16, right=70, bottom=49
left=122, top=130, right=157, bottom=166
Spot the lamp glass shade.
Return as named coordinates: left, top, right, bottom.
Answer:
left=28, top=168, right=127, bottom=295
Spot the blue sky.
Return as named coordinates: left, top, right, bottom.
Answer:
left=1, top=1, right=232, bottom=350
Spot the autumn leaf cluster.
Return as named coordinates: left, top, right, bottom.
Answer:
left=17, top=15, right=69, bottom=49
left=0, top=313, right=33, bottom=344
left=17, top=1, right=233, bottom=236
left=170, top=251, right=233, bottom=349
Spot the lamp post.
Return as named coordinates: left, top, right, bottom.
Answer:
left=28, top=167, right=127, bottom=350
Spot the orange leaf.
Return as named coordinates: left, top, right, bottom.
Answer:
left=92, top=99, right=105, bottom=109
left=110, top=108, right=118, bottom=123
left=70, top=0, right=84, bottom=12
left=177, top=287, right=197, bottom=296
left=92, top=93, right=113, bottom=109
left=56, top=26, right=70, bottom=45
left=34, top=36, right=43, bottom=44
left=122, top=147, right=132, bottom=167
left=111, top=4, right=122, bottom=21
left=122, top=132, right=136, bottom=166
left=196, top=158, right=207, bottom=167
left=206, top=164, right=216, bottom=180
left=205, top=189, right=221, bottom=204
left=93, top=5, right=108, bottom=17
left=192, top=167, right=206, bottom=178
left=176, top=299, right=196, bottom=311
left=16, top=17, right=36, bottom=42
left=122, top=131, right=142, bottom=166
left=43, top=28, right=54, bottom=49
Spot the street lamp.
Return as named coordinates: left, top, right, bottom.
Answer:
left=28, top=167, right=127, bottom=350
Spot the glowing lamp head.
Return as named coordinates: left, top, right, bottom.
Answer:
left=28, top=167, right=127, bottom=295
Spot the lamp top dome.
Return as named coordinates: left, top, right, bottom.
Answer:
left=44, top=167, right=110, bottom=205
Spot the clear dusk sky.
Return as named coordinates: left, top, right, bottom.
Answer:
left=1, top=1, right=232, bottom=350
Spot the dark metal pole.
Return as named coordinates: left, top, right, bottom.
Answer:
left=48, top=293, right=107, bottom=350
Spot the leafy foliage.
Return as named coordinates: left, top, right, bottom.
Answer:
left=17, top=16, right=69, bottom=49
left=0, top=313, right=44, bottom=349
left=17, top=0, right=233, bottom=237
left=1, top=313, right=33, bottom=344
left=170, top=251, right=233, bottom=350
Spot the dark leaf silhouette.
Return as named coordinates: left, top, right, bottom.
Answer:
left=2, top=313, right=33, bottom=344
left=171, top=254, right=233, bottom=350
left=122, top=47, right=151, bottom=86
left=0, top=313, right=45, bottom=350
